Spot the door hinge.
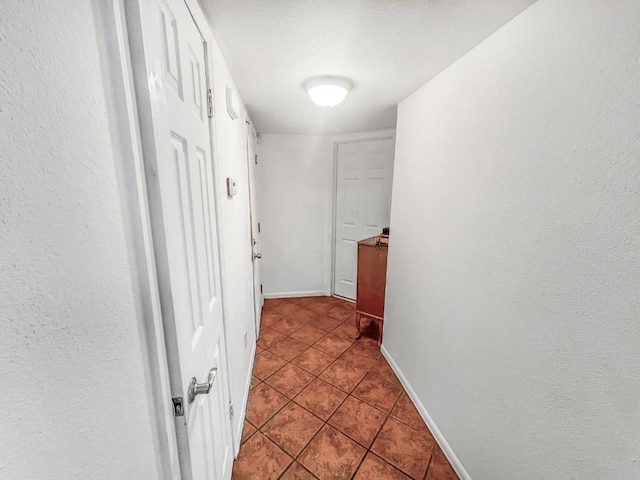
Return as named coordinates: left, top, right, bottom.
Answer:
left=260, top=284, right=263, bottom=293
left=172, top=397, right=185, bottom=417
left=254, top=153, right=258, bottom=165
left=229, top=401, right=234, bottom=419
left=257, top=222, right=261, bottom=233
left=207, top=89, right=214, bottom=118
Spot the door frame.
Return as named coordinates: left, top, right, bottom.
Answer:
left=96, top=0, right=236, bottom=478
left=330, top=131, right=396, bottom=298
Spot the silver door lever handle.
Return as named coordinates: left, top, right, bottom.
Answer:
left=187, top=367, right=217, bottom=404
left=253, top=253, right=262, bottom=260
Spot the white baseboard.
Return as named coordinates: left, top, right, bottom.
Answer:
left=263, top=290, right=327, bottom=299
left=234, top=341, right=256, bottom=458
left=380, top=345, right=471, bottom=480
left=332, top=295, right=355, bottom=304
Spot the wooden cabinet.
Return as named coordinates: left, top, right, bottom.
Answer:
left=355, top=237, right=388, bottom=346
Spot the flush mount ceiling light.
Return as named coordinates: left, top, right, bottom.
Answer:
left=304, top=76, right=352, bottom=108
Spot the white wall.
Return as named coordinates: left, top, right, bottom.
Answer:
left=384, top=1, right=640, bottom=479
left=207, top=34, right=257, bottom=450
left=0, top=2, right=159, bottom=479
left=257, top=135, right=335, bottom=297
left=257, top=130, right=395, bottom=297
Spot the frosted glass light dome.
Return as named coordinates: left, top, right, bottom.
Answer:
left=304, top=76, right=352, bottom=108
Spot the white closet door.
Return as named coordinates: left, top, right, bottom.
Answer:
left=334, top=138, right=395, bottom=300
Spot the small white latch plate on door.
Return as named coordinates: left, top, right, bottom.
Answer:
left=226, top=177, right=238, bottom=197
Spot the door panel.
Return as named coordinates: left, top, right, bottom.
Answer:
left=334, top=138, right=395, bottom=300
left=246, top=127, right=262, bottom=336
left=135, top=0, right=233, bottom=478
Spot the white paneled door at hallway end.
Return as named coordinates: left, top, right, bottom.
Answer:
left=128, top=0, right=233, bottom=478
left=334, top=138, right=395, bottom=300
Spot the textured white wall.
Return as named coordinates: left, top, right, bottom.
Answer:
left=207, top=36, right=258, bottom=448
left=0, top=2, right=159, bottom=479
left=384, top=1, right=640, bottom=479
left=256, top=130, right=395, bottom=297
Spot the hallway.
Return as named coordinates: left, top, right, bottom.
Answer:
left=232, top=297, right=458, bottom=480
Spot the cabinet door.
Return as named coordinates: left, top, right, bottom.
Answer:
left=356, top=244, right=388, bottom=318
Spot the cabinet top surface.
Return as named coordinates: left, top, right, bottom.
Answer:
left=357, top=236, right=388, bottom=247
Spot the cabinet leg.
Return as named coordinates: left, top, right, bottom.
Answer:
left=355, top=313, right=362, bottom=339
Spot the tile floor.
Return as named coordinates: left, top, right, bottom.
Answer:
left=232, top=296, right=458, bottom=480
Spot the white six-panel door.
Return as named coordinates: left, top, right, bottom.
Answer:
left=134, top=0, right=233, bottom=478
left=334, top=138, right=395, bottom=300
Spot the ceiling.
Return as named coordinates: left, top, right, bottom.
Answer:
left=199, top=0, right=537, bottom=135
